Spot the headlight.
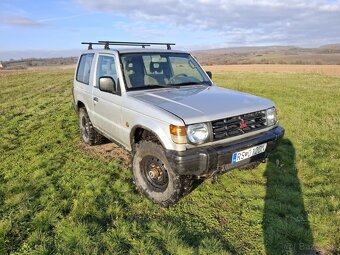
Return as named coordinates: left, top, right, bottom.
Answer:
left=266, top=107, right=278, bottom=126
left=187, top=123, right=209, bottom=144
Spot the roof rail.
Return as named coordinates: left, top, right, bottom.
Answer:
left=81, top=41, right=176, bottom=50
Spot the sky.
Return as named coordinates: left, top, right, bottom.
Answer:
left=0, top=0, right=340, bottom=59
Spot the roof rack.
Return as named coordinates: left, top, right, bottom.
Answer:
left=81, top=41, right=176, bottom=50
left=81, top=42, right=106, bottom=50
left=82, top=42, right=148, bottom=50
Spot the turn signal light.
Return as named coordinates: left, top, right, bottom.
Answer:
left=169, top=125, right=187, bottom=144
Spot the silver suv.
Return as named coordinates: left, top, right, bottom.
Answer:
left=72, top=41, right=284, bottom=207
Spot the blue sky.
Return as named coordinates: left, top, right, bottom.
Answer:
left=0, top=0, right=340, bottom=58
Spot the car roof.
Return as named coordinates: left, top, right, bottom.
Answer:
left=81, top=48, right=188, bottom=55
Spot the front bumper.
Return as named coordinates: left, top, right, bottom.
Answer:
left=166, top=126, right=284, bottom=176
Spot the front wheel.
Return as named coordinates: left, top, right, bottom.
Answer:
left=132, top=141, right=193, bottom=207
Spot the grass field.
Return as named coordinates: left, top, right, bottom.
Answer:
left=0, top=67, right=339, bottom=254
left=204, top=64, right=340, bottom=76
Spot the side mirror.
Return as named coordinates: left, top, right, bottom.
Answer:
left=206, top=71, right=212, bottom=79
left=99, top=76, right=117, bottom=93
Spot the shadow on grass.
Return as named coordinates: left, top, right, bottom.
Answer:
left=263, top=138, right=315, bottom=254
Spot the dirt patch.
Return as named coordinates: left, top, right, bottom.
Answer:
left=78, top=142, right=131, bottom=167
left=203, top=64, right=340, bottom=76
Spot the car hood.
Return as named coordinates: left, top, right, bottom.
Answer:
left=131, top=85, right=274, bottom=124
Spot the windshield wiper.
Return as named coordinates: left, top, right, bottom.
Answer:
left=128, top=85, right=166, bottom=91
left=128, top=82, right=211, bottom=91
left=172, top=81, right=211, bottom=86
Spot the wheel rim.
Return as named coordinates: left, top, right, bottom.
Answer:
left=140, top=156, right=169, bottom=192
left=81, top=116, right=89, bottom=139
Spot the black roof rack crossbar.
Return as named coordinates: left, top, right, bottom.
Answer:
left=81, top=42, right=110, bottom=50
left=98, top=41, right=151, bottom=49
left=82, top=41, right=176, bottom=50
left=98, top=41, right=176, bottom=50
left=82, top=41, right=152, bottom=50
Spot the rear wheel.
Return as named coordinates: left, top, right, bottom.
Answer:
left=132, top=140, right=194, bottom=207
left=78, top=107, right=104, bottom=145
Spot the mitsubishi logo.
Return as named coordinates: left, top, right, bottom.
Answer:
left=240, top=119, right=247, bottom=129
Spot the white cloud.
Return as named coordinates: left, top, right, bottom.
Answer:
left=318, top=4, right=340, bottom=11
left=0, top=15, right=43, bottom=27
left=75, top=0, right=340, bottom=46
left=38, top=13, right=91, bottom=23
left=113, top=21, right=167, bottom=38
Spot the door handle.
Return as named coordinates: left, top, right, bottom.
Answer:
left=93, top=97, right=99, bottom=102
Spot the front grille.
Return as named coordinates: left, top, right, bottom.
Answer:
left=211, top=110, right=267, bottom=141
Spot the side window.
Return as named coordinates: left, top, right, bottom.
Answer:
left=96, top=55, right=118, bottom=86
left=76, top=53, right=94, bottom=84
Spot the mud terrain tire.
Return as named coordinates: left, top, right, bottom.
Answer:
left=132, top=140, right=193, bottom=207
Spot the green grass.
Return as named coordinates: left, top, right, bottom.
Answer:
left=0, top=69, right=339, bottom=254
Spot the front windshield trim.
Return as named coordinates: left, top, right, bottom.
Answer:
left=119, top=52, right=211, bottom=92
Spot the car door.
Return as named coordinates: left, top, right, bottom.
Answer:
left=92, top=54, right=123, bottom=144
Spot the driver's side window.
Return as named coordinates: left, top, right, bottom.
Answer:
left=96, top=55, right=118, bottom=87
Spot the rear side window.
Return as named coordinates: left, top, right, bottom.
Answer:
left=76, top=53, right=94, bottom=84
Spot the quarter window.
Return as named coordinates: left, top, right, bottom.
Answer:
left=76, top=53, right=94, bottom=84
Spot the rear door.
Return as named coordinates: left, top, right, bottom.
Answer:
left=92, top=53, right=123, bottom=144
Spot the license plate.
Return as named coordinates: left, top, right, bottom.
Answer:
left=232, top=143, right=267, bottom=164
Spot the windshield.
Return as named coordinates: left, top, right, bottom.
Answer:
left=120, top=53, right=211, bottom=90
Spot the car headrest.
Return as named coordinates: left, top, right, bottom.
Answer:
left=125, top=60, right=134, bottom=72
left=150, top=62, right=162, bottom=73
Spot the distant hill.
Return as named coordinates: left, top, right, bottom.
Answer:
left=192, top=44, right=340, bottom=65
left=319, top=43, right=340, bottom=50
left=0, top=49, right=81, bottom=61
left=1, top=57, right=78, bottom=70
left=1, top=44, right=340, bottom=69
left=0, top=49, right=80, bottom=70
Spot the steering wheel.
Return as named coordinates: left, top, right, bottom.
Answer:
left=168, top=73, right=188, bottom=84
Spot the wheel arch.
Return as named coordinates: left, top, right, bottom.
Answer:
left=76, top=100, right=86, bottom=112
left=130, top=125, right=167, bottom=150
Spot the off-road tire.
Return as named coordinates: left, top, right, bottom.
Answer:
left=78, top=107, right=104, bottom=145
left=132, top=140, right=194, bottom=207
